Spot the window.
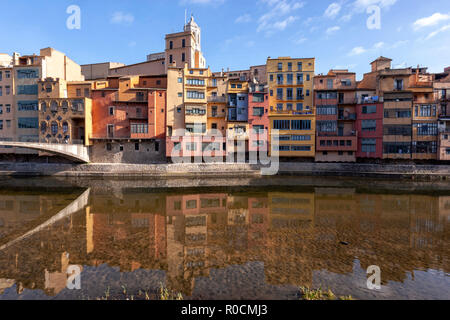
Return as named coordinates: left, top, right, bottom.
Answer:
left=273, top=120, right=290, bottom=130
left=277, top=74, right=283, bottom=85
left=287, top=74, right=293, bottom=85
left=169, top=55, right=173, bottom=64
left=296, top=88, right=303, bottom=99
left=270, top=75, right=274, bottom=82
left=252, top=93, right=264, bottom=103
left=6, top=120, right=10, bottom=128
left=84, top=88, right=90, bottom=97
left=62, top=122, right=69, bottom=133
left=6, top=104, right=10, bottom=113
left=362, top=120, right=377, bottom=132
left=277, top=88, right=283, bottom=100
left=185, top=142, right=197, bottom=151
left=18, top=101, right=38, bottom=112
left=395, top=79, right=403, bottom=90
left=277, top=104, right=283, bottom=111
left=278, top=146, right=290, bottom=151
left=5, top=86, right=10, bottom=95
left=288, top=62, right=292, bottom=71
left=62, top=101, right=68, bottom=112
left=17, top=69, right=38, bottom=79
left=186, top=79, right=205, bottom=86
left=296, top=103, right=303, bottom=111
left=0, top=120, right=2, bottom=130
left=51, top=121, right=58, bottom=135
left=317, top=121, right=337, bottom=132
left=182, top=39, right=186, bottom=48
left=317, top=105, right=337, bottom=115
left=17, top=85, right=38, bottom=95
left=253, top=107, right=264, bottom=117
left=297, top=73, right=303, bottom=84
left=0, top=71, right=2, bottom=81
left=187, top=91, right=205, bottom=99
left=178, top=77, right=183, bottom=83
left=178, top=92, right=183, bottom=97
left=169, top=41, right=173, bottom=49
left=131, top=124, right=149, bottom=134
left=76, top=89, right=81, bottom=97
left=109, top=107, right=114, bottom=116
left=297, top=62, right=302, bottom=70
left=50, top=101, right=58, bottom=112
left=414, top=123, right=438, bottom=136
left=362, top=105, right=377, bottom=114
left=292, top=146, right=311, bottom=151
left=18, top=118, right=39, bottom=129
left=278, top=62, right=282, bottom=71
left=253, top=125, right=265, bottom=134
left=182, top=53, right=186, bottom=62
left=5, top=71, right=10, bottom=78
left=287, top=88, right=293, bottom=100
left=135, top=142, right=140, bottom=151
left=106, top=143, right=112, bottom=151
left=362, top=139, right=376, bottom=153
left=185, top=123, right=206, bottom=134
left=292, top=135, right=311, bottom=141
left=306, top=74, right=310, bottom=81
left=291, top=120, right=311, bottom=130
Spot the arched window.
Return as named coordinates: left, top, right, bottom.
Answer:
left=40, top=121, right=47, bottom=133
left=50, top=101, right=58, bottom=113
left=41, top=102, right=47, bottom=112
left=62, top=101, right=68, bottom=112
left=62, top=121, right=69, bottom=133
left=51, top=121, right=58, bottom=135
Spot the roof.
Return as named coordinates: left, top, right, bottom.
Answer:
left=371, top=56, right=393, bottom=64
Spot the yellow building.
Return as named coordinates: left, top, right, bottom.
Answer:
left=267, top=57, right=315, bottom=158
left=206, top=74, right=228, bottom=136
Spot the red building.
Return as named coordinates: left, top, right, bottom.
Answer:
left=90, top=75, right=167, bottom=163
left=314, top=70, right=358, bottom=162
left=356, top=100, right=384, bottom=159
left=248, top=83, right=269, bottom=155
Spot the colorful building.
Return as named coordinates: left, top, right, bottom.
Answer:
left=435, top=67, right=450, bottom=161
left=90, top=75, right=167, bottom=163
left=410, top=68, right=438, bottom=160
left=356, top=72, right=384, bottom=160
left=267, top=57, right=315, bottom=158
left=314, top=70, right=358, bottom=162
left=0, top=55, right=14, bottom=153
left=248, top=82, right=269, bottom=155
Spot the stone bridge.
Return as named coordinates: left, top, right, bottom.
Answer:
left=0, top=141, right=90, bottom=163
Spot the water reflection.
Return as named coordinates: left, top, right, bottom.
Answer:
left=0, top=183, right=449, bottom=300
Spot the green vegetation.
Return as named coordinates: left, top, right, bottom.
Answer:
left=299, top=287, right=354, bottom=301
left=95, top=284, right=183, bottom=301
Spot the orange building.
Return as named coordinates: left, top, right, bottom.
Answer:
left=90, top=75, right=167, bottom=163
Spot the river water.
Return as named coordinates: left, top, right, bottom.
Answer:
left=0, top=176, right=448, bottom=300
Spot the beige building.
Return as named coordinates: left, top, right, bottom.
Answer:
left=11, top=48, right=85, bottom=154
left=165, top=16, right=206, bottom=73
left=0, top=54, right=14, bottom=153
left=81, top=62, right=125, bottom=80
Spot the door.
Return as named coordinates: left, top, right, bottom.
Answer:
left=107, top=124, right=114, bottom=138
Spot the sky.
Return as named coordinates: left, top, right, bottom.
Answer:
left=0, top=0, right=449, bottom=80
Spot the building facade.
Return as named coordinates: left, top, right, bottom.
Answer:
left=268, top=57, right=315, bottom=158
left=314, top=70, right=358, bottom=162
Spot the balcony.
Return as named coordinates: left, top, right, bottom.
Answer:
left=358, top=96, right=383, bottom=104
left=208, top=96, right=226, bottom=103
left=338, top=113, right=357, bottom=121
left=338, top=97, right=357, bottom=104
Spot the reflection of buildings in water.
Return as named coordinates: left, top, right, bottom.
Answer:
left=89, top=193, right=167, bottom=271
left=0, top=188, right=448, bottom=298
left=0, top=279, right=15, bottom=295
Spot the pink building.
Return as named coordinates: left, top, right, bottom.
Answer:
left=248, top=83, right=269, bottom=154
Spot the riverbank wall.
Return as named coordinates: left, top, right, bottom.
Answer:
left=1, top=162, right=450, bottom=180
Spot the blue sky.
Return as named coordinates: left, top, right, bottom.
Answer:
left=0, top=0, right=449, bottom=79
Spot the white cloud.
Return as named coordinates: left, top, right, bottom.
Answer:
left=413, top=13, right=450, bottom=30
left=293, top=37, right=308, bottom=45
left=348, top=46, right=367, bottom=56
left=426, top=23, right=450, bottom=39
left=235, top=14, right=252, bottom=23
left=326, top=26, right=341, bottom=35
left=373, top=41, right=385, bottom=49
left=324, top=3, right=342, bottom=19
left=257, top=0, right=305, bottom=36
left=110, top=12, right=134, bottom=25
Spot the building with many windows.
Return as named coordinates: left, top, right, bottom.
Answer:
left=267, top=57, right=315, bottom=158
left=314, top=70, right=358, bottom=162
left=0, top=54, right=14, bottom=154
